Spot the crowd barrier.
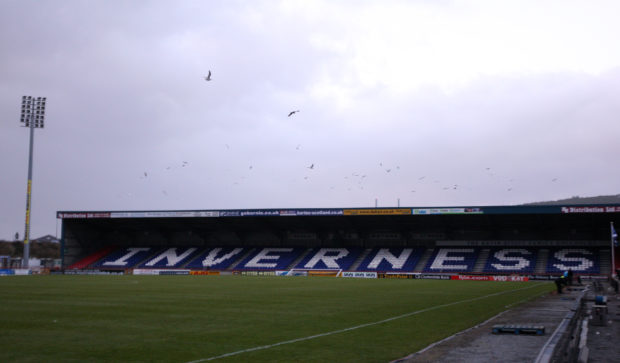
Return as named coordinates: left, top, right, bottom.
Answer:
left=133, top=269, right=190, bottom=275
left=31, top=268, right=609, bottom=282
left=234, top=270, right=277, bottom=276
left=189, top=270, right=220, bottom=276
left=341, top=272, right=378, bottom=278
left=0, top=269, right=31, bottom=276
left=308, top=270, right=340, bottom=277
left=63, top=269, right=124, bottom=275
left=451, top=275, right=529, bottom=282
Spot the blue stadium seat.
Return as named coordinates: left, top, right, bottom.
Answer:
left=185, top=247, right=245, bottom=270
left=237, top=248, right=305, bottom=270
left=294, top=248, right=362, bottom=270
left=93, top=247, right=155, bottom=268
left=546, top=248, right=599, bottom=273
left=484, top=248, right=536, bottom=273
left=138, top=247, right=202, bottom=268
left=423, top=248, right=479, bottom=273
left=356, top=248, right=422, bottom=272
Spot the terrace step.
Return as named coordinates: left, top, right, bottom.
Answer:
left=414, top=248, right=435, bottom=272
left=350, top=248, right=372, bottom=271
left=599, top=249, right=611, bottom=275
left=535, top=249, right=549, bottom=274
left=181, top=248, right=207, bottom=268
left=286, top=248, right=313, bottom=270
left=134, top=248, right=164, bottom=268
left=227, top=248, right=255, bottom=270
left=473, top=249, right=490, bottom=273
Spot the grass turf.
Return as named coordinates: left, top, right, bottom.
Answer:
left=0, top=275, right=553, bottom=362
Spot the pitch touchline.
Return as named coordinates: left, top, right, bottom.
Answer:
left=186, top=282, right=548, bottom=363
left=392, top=285, right=550, bottom=362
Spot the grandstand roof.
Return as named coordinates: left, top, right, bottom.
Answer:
left=57, top=203, right=620, bottom=219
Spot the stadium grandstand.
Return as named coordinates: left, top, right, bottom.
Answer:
left=57, top=204, right=620, bottom=279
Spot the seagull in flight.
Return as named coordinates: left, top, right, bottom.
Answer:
left=307, top=163, right=314, bottom=169
left=204, top=71, right=212, bottom=81
left=288, top=110, right=300, bottom=117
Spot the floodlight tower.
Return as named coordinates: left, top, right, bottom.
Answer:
left=20, top=96, right=46, bottom=268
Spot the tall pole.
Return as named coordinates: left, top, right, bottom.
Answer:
left=611, top=222, right=617, bottom=278
left=20, top=96, right=46, bottom=269
left=23, top=107, right=35, bottom=268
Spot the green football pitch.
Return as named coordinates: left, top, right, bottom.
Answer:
left=0, top=275, right=553, bottom=362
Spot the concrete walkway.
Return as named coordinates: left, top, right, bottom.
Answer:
left=582, top=282, right=620, bottom=362
left=397, top=283, right=585, bottom=363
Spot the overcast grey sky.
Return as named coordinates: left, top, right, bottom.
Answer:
left=1, top=0, right=620, bottom=240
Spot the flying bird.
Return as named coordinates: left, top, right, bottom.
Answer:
left=204, top=71, right=212, bottom=81
left=307, top=163, right=314, bottom=169
left=288, top=110, right=300, bottom=117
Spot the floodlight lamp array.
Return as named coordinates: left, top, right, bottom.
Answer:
left=20, top=95, right=46, bottom=128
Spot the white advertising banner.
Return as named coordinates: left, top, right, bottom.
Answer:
left=341, top=271, right=377, bottom=278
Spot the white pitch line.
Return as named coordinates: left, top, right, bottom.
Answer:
left=391, top=284, right=551, bottom=362
left=186, top=282, right=548, bottom=363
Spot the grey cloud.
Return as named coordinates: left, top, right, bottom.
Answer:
left=1, top=1, right=619, bottom=240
